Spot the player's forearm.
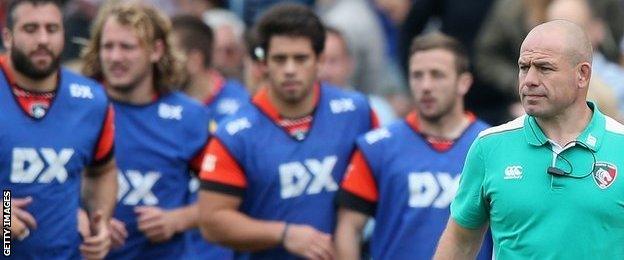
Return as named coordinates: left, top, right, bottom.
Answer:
left=169, top=203, right=199, bottom=232
left=434, top=220, right=485, bottom=260
left=200, top=208, right=285, bottom=251
left=334, top=222, right=362, bottom=260
left=82, top=159, right=118, bottom=220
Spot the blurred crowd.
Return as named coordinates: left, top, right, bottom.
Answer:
left=1, top=0, right=623, bottom=125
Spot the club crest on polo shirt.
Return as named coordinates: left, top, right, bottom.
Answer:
left=592, top=162, right=617, bottom=189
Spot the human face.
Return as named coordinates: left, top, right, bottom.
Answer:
left=318, top=33, right=352, bottom=87
left=4, top=3, right=63, bottom=80
left=409, top=48, right=463, bottom=122
left=266, top=36, right=318, bottom=104
left=213, top=26, right=243, bottom=77
left=99, top=17, right=154, bottom=92
left=518, top=31, right=578, bottom=118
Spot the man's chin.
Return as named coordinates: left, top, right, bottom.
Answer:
left=107, top=82, right=135, bottom=93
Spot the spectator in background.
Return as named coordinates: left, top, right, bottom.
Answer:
left=319, top=27, right=397, bottom=125
left=546, top=0, right=623, bottom=121
left=318, top=0, right=397, bottom=96
left=229, top=0, right=314, bottom=25
left=203, top=8, right=247, bottom=81
left=177, top=0, right=222, bottom=18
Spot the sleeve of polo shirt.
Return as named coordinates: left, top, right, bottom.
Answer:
left=450, top=138, right=489, bottom=229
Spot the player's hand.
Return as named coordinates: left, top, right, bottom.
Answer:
left=283, top=224, right=335, bottom=260
left=80, top=210, right=112, bottom=260
left=135, top=206, right=178, bottom=243
left=78, top=208, right=90, bottom=238
left=109, top=217, right=128, bottom=249
left=11, top=197, right=36, bottom=240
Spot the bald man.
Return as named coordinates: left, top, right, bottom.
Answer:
left=434, top=20, right=624, bottom=259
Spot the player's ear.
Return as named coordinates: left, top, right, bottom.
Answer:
left=2, top=28, right=12, bottom=50
left=577, top=62, right=591, bottom=90
left=457, top=71, right=473, bottom=96
left=150, top=39, right=165, bottom=63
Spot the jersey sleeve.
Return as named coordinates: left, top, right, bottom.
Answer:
left=199, top=137, right=247, bottom=197
left=337, top=149, right=378, bottom=216
left=91, top=105, right=115, bottom=166
left=450, top=138, right=489, bottom=229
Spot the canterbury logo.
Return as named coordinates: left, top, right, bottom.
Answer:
left=504, top=165, right=523, bottom=180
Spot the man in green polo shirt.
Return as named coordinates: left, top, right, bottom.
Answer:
left=434, top=20, right=624, bottom=259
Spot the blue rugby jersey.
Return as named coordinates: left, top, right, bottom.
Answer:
left=200, top=83, right=376, bottom=259
left=338, top=112, right=493, bottom=260
left=0, top=66, right=110, bottom=259
left=107, top=92, right=209, bottom=260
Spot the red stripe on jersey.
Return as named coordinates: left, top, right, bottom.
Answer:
left=199, top=138, right=247, bottom=188
left=341, top=150, right=379, bottom=203
left=251, top=83, right=320, bottom=138
left=405, top=111, right=477, bottom=152
left=94, top=105, right=115, bottom=162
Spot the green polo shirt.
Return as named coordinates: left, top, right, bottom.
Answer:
left=451, top=103, right=624, bottom=259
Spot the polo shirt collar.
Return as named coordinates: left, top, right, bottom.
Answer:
left=524, top=102, right=605, bottom=152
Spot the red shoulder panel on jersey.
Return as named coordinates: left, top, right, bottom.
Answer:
left=190, top=138, right=211, bottom=174
left=92, top=105, right=115, bottom=166
left=199, top=137, right=247, bottom=197
left=337, top=149, right=378, bottom=216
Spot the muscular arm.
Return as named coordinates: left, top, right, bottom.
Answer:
left=334, top=208, right=368, bottom=260
left=197, top=190, right=284, bottom=251
left=82, top=158, right=117, bottom=220
left=434, top=218, right=488, bottom=260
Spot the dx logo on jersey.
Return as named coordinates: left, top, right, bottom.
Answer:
left=408, top=172, right=460, bottom=208
left=11, top=148, right=75, bottom=183
left=117, top=170, right=161, bottom=205
left=279, top=156, right=339, bottom=199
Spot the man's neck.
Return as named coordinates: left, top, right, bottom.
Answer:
left=267, top=84, right=316, bottom=118
left=9, top=60, right=57, bottom=92
left=185, top=69, right=216, bottom=102
left=536, top=102, right=593, bottom=146
left=106, top=75, right=157, bottom=104
left=418, top=106, right=470, bottom=140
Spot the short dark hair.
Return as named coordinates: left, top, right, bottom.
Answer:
left=171, top=15, right=214, bottom=68
left=6, top=0, right=63, bottom=30
left=409, top=32, right=470, bottom=74
left=256, top=3, right=325, bottom=56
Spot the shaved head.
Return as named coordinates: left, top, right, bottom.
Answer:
left=523, top=20, right=593, bottom=66
left=518, top=20, right=593, bottom=119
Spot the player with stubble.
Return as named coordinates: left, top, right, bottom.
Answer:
left=197, top=4, right=378, bottom=260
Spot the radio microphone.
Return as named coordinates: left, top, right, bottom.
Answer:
left=547, top=166, right=569, bottom=176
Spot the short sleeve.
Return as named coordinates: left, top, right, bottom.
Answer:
left=450, top=138, right=489, bottom=229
